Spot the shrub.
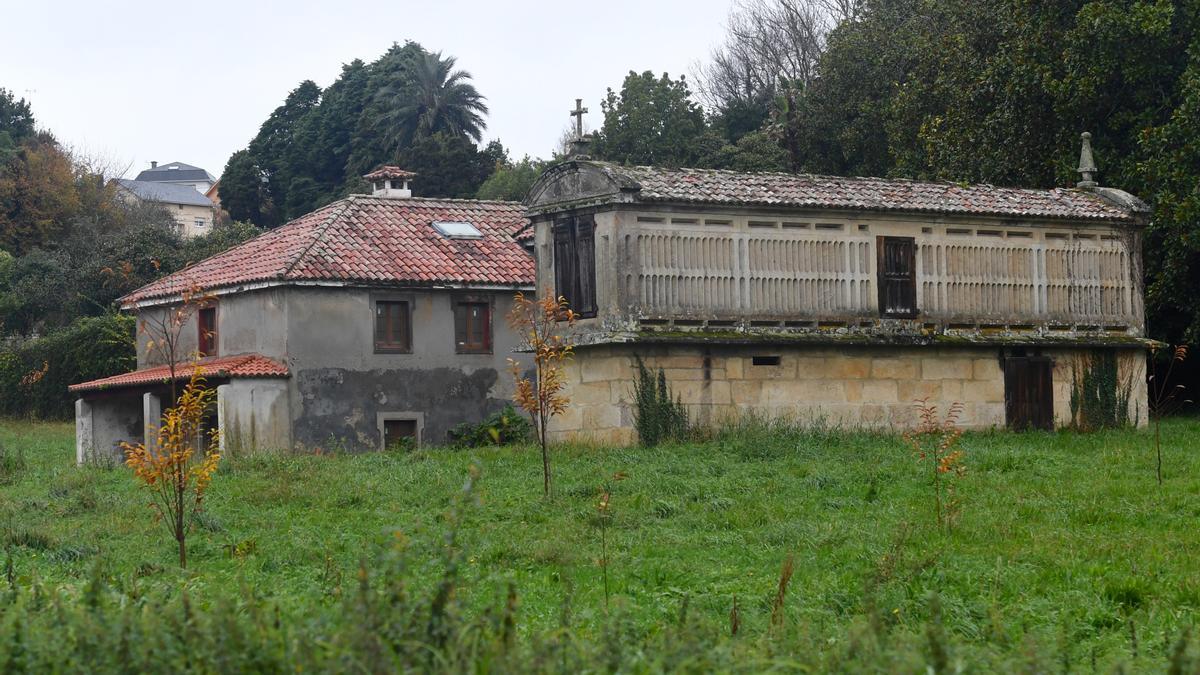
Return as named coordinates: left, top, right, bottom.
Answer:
left=632, top=356, right=690, bottom=446
left=0, top=313, right=134, bottom=419
left=449, top=405, right=532, bottom=447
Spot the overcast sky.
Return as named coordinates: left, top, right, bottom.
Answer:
left=1, top=0, right=735, bottom=179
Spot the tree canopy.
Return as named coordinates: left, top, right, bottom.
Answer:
left=220, top=42, right=502, bottom=226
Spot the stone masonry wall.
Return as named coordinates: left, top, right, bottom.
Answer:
left=550, top=345, right=1147, bottom=445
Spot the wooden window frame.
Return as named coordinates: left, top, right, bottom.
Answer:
left=377, top=411, right=424, bottom=449
left=454, top=295, right=493, bottom=354
left=373, top=298, right=413, bottom=354
left=876, top=236, right=918, bottom=318
left=197, top=306, right=218, bottom=358
left=552, top=214, right=597, bottom=319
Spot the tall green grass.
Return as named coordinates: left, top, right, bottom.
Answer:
left=1, top=418, right=1199, bottom=671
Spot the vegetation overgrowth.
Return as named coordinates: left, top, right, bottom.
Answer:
left=3, top=418, right=1200, bottom=670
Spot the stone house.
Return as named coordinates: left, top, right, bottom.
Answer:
left=72, top=167, right=534, bottom=461
left=524, top=139, right=1152, bottom=444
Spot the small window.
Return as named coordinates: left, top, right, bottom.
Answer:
left=198, top=307, right=217, bottom=357
left=454, top=300, right=492, bottom=353
left=383, top=419, right=418, bottom=450
left=374, top=300, right=411, bottom=353
left=195, top=218, right=206, bottom=229
left=432, top=221, right=482, bottom=239
left=752, top=355, right=781, bottom=366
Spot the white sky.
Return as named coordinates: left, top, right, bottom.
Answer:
left=0, top=0, right=734, bottom=179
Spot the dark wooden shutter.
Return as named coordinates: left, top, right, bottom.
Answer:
left=198, top=307, right=217, bottom=357
left=553, top=220, right=576, bottom=307
left=877, top=236, right=917, bottom=317
left=575, top=216, right=597, bottom=317
left=1004, top=356, right=1054, bottom=431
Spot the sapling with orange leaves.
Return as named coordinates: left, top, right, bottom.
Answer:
left=1149, top=344, right=1191, bottom=485
left=507, top=292, right=575, bottom=497
left=904, top=398, right=966, bottom=530
left=121, top=367, right=220, bottom=568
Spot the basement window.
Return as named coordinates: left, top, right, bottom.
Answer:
left=752, top=355, right=782, bottom=366
left=432, top=221, right=482, bottom=239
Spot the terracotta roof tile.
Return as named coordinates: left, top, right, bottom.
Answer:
left=600, top=163, right=1144, bottom=222
left=122, top=196, right=534, bottom=305
left=70, top=354, right=289, bottom=393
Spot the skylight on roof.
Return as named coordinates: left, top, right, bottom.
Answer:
left=432, top=221, right=482, bottom=239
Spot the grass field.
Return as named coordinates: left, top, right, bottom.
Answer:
left=2, top=417, right=1200, bottom=671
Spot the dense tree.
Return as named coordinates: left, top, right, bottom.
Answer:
left=0, top=88, right=36, bottom=162
left=593, top=71, right=709, bottom=167
left=0, top=134, right=82, bottom=254
left=223, top=42, right=496, bottom=225
left=476, top=156, right=545, bottom=202
left=399, top=134, right=501, bottom=199
left=219, top=149, right=271, bottom=226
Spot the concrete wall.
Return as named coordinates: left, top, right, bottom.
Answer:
left=217, top=379, right=291, bottom=455
left=137, top=288, right=289, bottom=367
left=549, top=344, right=1148, bottom=445
left=284, top=287, right=531, bottom=451
left=75, top=393, right=144, bottom=463
left=533, top=205, right=1144, bottom=339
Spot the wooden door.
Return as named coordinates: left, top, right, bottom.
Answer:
left=1004, top=356, right=1054, bottom=431
left=877, top=236, right=917, bottom=317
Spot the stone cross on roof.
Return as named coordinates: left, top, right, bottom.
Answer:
left=569, top=98, right=588, bottom=140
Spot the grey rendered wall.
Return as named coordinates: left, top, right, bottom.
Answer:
left=135, top=288, right=288, bottom=367
left=283, top=286, right=531, bottom=450
left=217, top=379, right=292, bottom=455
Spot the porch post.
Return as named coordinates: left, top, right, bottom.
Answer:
left=75, top=398, right=93, bottom=465
left=142, top=392, right=162, bottom=453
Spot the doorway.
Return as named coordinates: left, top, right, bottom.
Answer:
left=1004, top=355, right=1054, bottom=431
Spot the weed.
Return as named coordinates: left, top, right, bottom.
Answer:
left=632, top=356, right=690, bottom=446
left=0, top=439, right=25, bottom=484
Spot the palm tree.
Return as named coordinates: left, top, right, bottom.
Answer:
left=375, top=50, right=489, bottom=153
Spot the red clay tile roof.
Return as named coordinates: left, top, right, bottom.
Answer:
left=594, top=162, right=1146, bottom=222
left=122, top=196, right=534, bottom=305
left=69, top=354, right=289, bottom=393
left=363, top=166, right=417, bottom=180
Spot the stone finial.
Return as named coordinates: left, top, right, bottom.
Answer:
left=1077, top=132, right=1098, bottom=189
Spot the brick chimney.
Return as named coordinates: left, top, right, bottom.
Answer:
left=363, top=166, right=416, bottom=198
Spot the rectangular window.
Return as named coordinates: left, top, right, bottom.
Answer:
left=197, top=307, right=217, bottom=357
left=374, top=300, right=411, bottom=353
left=876, top=236, right=918, bottom=318
left=454, top=300, right=492, bottom=353
left=552, top=215, right=597, bottom=318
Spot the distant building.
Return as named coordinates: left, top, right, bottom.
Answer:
left=134, top=161, right=217, bottom=193
left=114, top=178, right=215, bottom=238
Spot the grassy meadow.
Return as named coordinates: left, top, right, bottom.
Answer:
left=2, top=417, right=1200, bottom=671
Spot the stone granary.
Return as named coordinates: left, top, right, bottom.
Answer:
left=524, top=136, right=1152, bottom=444
left=71, top=167, right=534, bottom=461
